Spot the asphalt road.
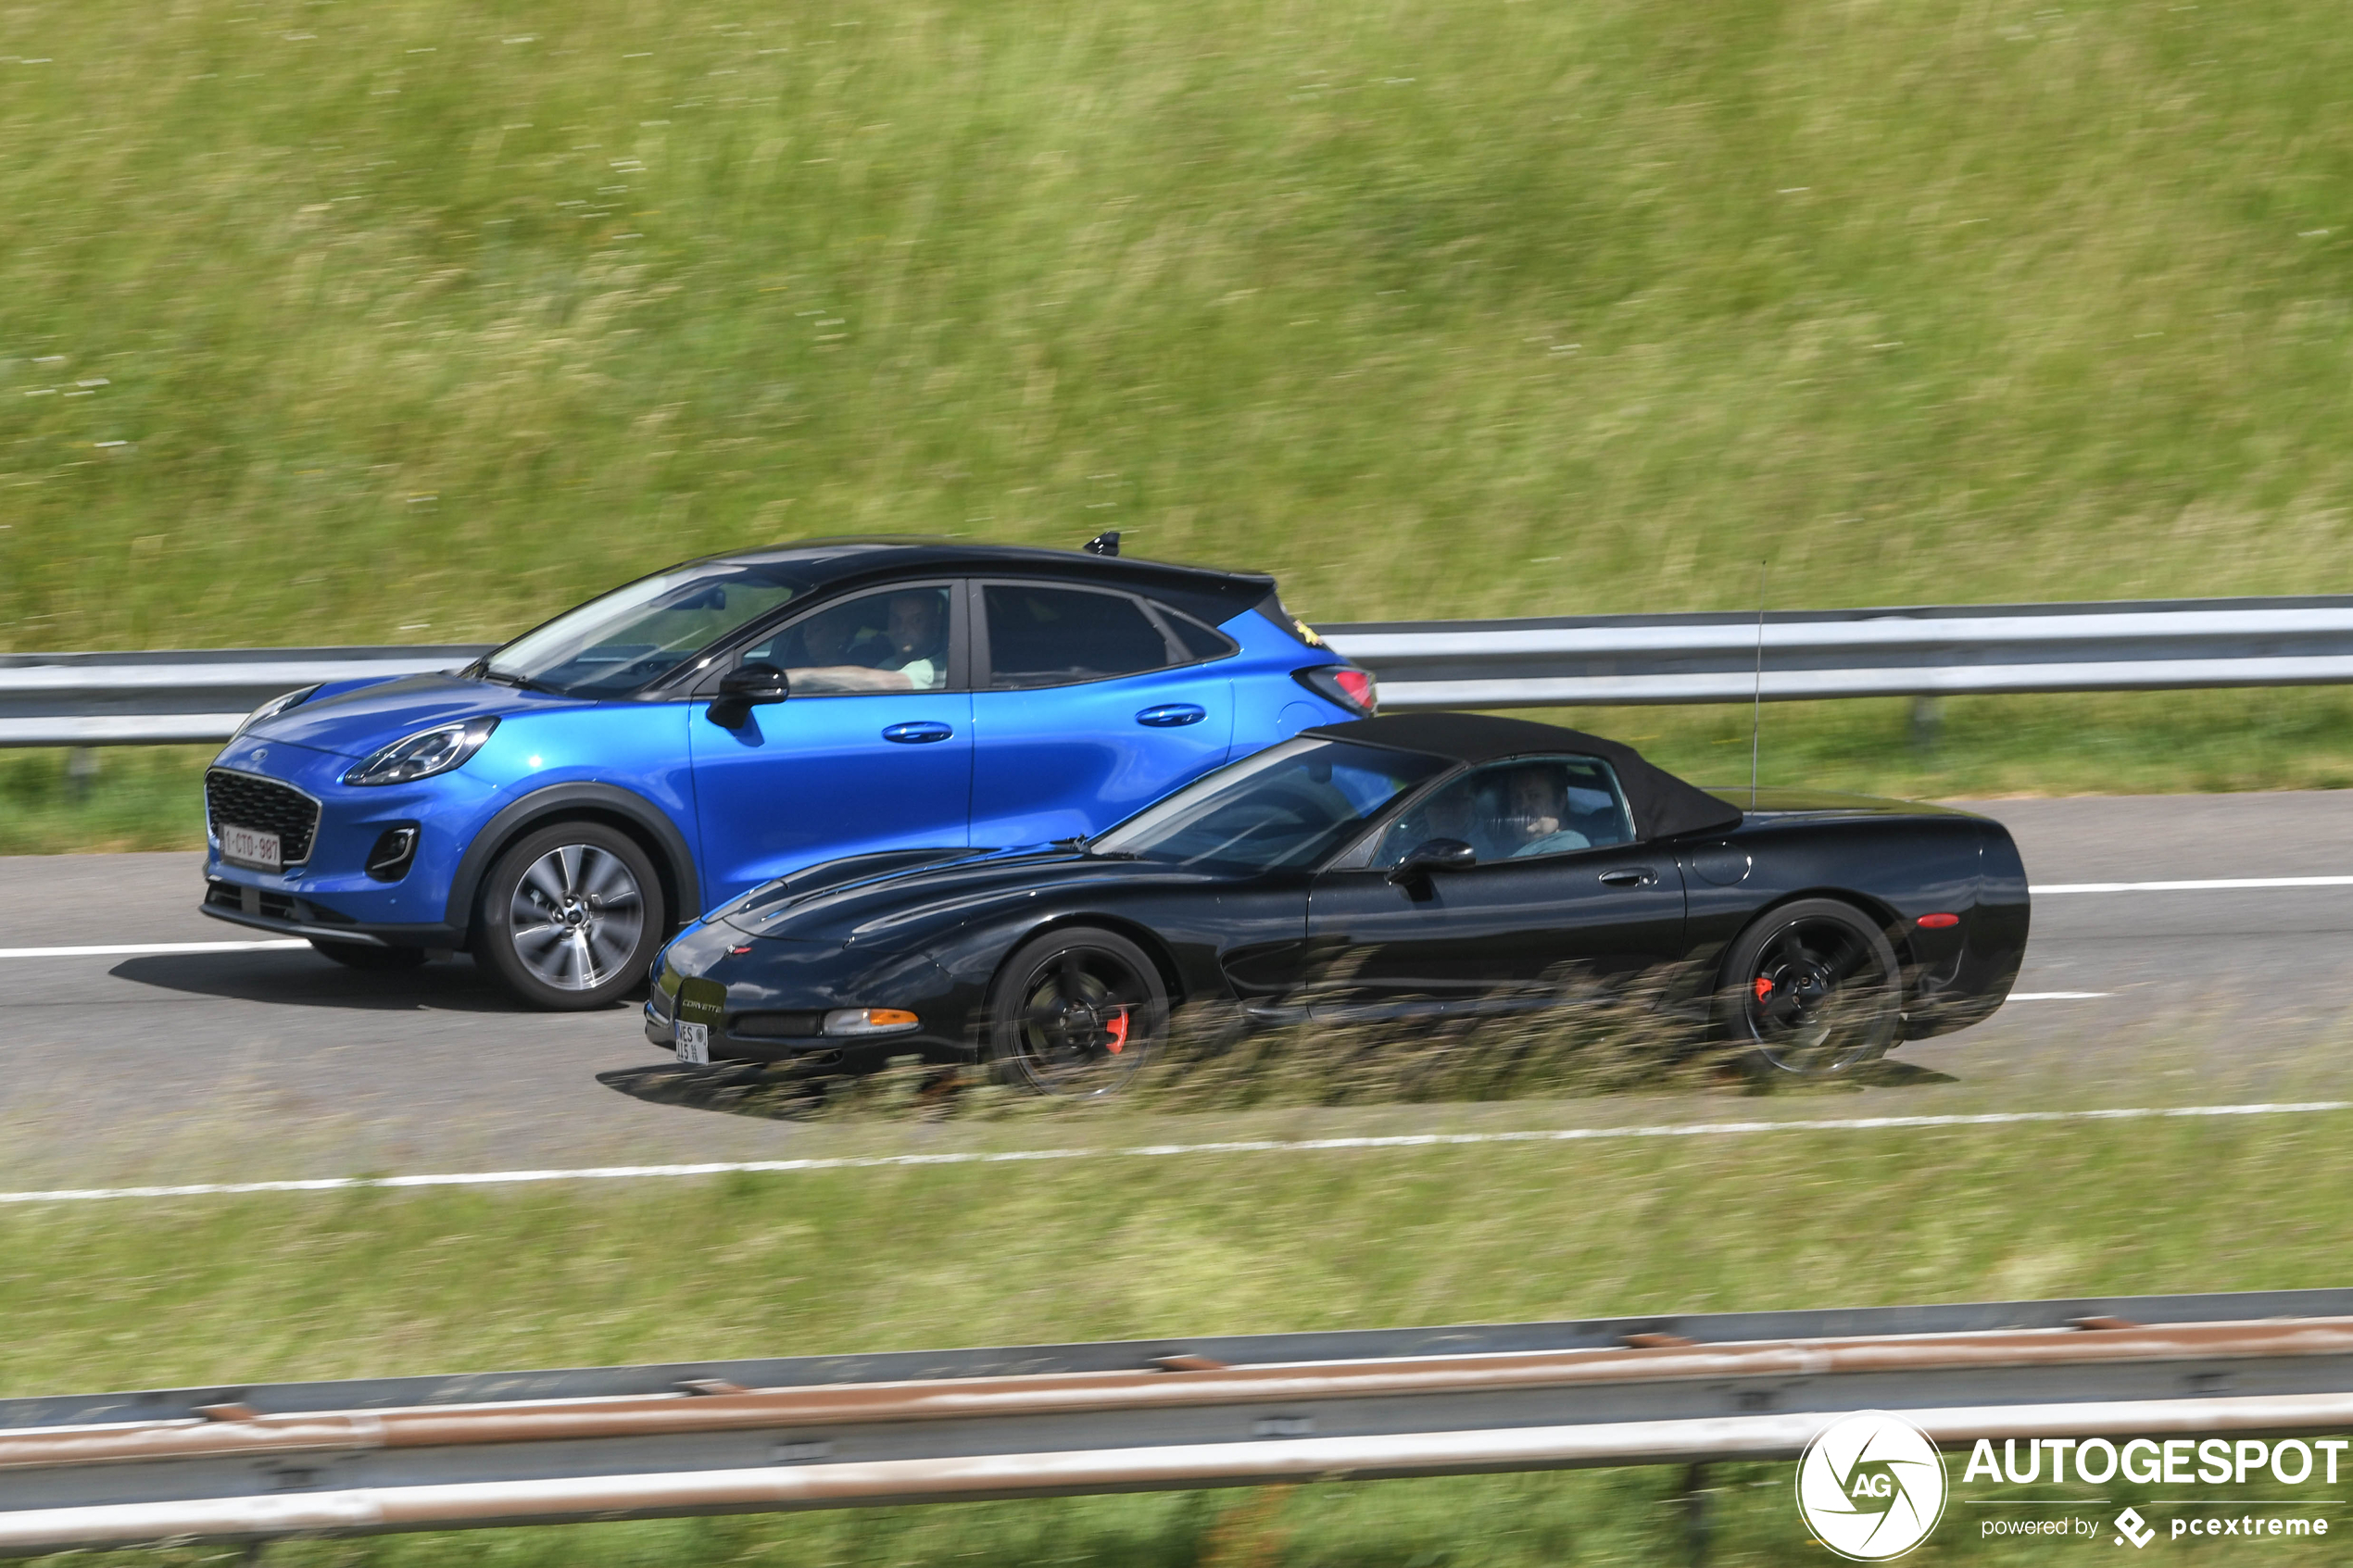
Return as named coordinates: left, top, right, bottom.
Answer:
left=6, top=791, right=2353, bottom=1187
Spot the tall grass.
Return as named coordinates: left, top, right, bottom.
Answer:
left=5, top=0, right=2353, bottom=655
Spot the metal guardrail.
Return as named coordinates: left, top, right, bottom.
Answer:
left=3, top=1289, right=2349, bottom=1554
left=1325, top=594, right=2353, bottom=709
left=0, top=646, right=492, bottom=747
left=12, top=594, right=2353, bottom=745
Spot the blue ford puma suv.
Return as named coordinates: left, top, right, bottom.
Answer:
left=199, top=536, right=1374, bottom=1010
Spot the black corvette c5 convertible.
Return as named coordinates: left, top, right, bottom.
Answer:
left=646, top=714, right=2029, bottom=1089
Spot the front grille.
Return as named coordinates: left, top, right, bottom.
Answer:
left=733, top=1010, right=829, bottom=1040
left=206, top=769, right=322, bottom=864
left=205, top=883, right=354, bottom=924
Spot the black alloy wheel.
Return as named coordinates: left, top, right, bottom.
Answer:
left=473, top=821, right=667, bottom=1011
left=987, top=926, right=1169, bottom=1098
left=1719, top=897, right=1902, bottom=1077
left=309, top=938, right=429, bottom=971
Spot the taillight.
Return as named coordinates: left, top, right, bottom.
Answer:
left=1294, top=664, right=1378, bottom=717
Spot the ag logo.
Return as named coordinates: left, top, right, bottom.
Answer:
left=1795, top=1411, right=1948, bottom=1560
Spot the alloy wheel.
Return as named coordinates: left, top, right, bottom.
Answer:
left=1001, top=941, right=1159, bottom=1096
left=1739, top=912, right=1898, bottom=1074
left=506, top=843, right=646, bottom=992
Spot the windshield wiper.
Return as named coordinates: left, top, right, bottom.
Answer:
left=476, top=667, right=562, bottom=695
left=1053, top=836, right=1137, bottom=859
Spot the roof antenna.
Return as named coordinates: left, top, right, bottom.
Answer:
left=1083, top=531, right=1122, bottom=558
left=1750, top=559, right=1768, bottom=807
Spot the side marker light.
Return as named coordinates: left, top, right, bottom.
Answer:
left=1916, top=912, right=1961, bottom=929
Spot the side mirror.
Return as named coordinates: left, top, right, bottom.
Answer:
left=707, top=661, right=789, bottom=728
left=1387, top=837, right=1476, bottom=886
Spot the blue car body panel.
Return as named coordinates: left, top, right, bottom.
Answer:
left=688, top=689, right=975, bottom=898
left=198, top=542, right=1363, bottom=951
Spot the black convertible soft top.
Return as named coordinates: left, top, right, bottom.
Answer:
left=1304, top=713, right=1745, bottom=842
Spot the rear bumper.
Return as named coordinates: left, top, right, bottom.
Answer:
left=201, top=878, right=466, bottom=950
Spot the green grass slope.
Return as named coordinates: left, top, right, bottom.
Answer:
left=5, top=0, right=2353, bottom=653
left=10, top=1113, right=2352, bottom=1563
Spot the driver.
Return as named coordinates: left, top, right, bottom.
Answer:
left=1500, top=766, right=1591, bottom=858
left=876, top=590, right=947, bottom=690
left=781, top=591, right=948, bottom=693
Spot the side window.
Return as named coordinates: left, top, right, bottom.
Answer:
left=1370, top=756, right=1636, bottom=868
left=982, top=583, right=1176, bottom=688
left=741, top=585, right=953, bottom=696
left=1155, top=606, right=1240, bottom=663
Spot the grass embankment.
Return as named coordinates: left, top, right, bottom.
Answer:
left=10, top=1112, right=2350, bottom=1564
left=7, top=0, right=2353, bottom=832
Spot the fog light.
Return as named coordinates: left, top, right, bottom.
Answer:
left=822, top=1008, right=921, bottom=1037
left=364, top=825, right=420, bottom=882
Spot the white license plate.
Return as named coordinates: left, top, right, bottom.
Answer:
left=675, top=1021, right=710, bottom=1065
left=220, top=824, right=283, bottom=871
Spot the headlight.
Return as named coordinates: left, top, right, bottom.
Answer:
left=232, top=684, right=321, bottom=739
left=344, top=718, right=499, bottom=786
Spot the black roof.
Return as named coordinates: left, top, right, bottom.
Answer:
left=705, top=536, right=1278, bottom=626
left=1305, top=713, right=1744, bottom=841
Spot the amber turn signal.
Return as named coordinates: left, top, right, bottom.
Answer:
left=822, top=1008, right=922, bottom=1036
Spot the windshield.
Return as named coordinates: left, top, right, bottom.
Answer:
left=1092, top=738, right=1450, bottom=872
left=485, top=562, right=809, bottom=697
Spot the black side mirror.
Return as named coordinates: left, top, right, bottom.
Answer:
left=707, top=661, right=789, bottom=728
left=1387, top=837, right=1476, bottom=888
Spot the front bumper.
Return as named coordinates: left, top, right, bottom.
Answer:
left=644, top=931, right=972, bottom=1072
left=200, top=734, right=500, bottom=938
left=201, top=878, right=465, bottom=949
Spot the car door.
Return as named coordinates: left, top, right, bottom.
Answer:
left=1302, top=755, right=1688, bottom=1019
left=965, top=580, right=1238, bottom=847
left=686, top=582, right=973, bottom=907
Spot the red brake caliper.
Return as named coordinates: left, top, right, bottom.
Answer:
left=1754, top=976, right=1775, bottom=1001
left=1103, top=1010, right=1130, bottom=1054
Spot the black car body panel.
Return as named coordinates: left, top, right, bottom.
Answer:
left=648, top=717, right=2030, bottom=1070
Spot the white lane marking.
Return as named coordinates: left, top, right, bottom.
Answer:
left=2007, top=991, right=2111, bottom=1000
left=2032, top=875, right=2353, bottom=894
left=0, top=940, right=312, bottom=963
left=5, top=1100, right=2347, bottom=1206
left=0, top=939, right=310, bottom=960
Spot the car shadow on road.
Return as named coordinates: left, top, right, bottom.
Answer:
left=599, top=1052, right=1962, bottom=1125
left=108, top=950, right=535, bottom=1013
left=598, top=1063, right=832, bottom=1121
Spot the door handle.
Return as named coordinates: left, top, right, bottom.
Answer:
left=882, top=721, right=955, bottom=744
left=1599, top=867, right=1656, bottom=887
left=1135, top=703, right=1208, bottom=727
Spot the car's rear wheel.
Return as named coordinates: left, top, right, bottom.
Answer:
left=1719, top=897, right=1902, bottom=1077
left=474, top=822, right=665, bottom=1010
left=309, top=938, right=429, bottom=971
left=987, top=927, right=1168, bottom=1098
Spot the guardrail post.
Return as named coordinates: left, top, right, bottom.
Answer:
left=1908, top=696, right=1943, bottom=752
left=1679, top=1461, right=1713, bottom=1565
left=64, top=746, right=98, bottom=799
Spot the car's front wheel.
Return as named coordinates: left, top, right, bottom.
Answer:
left=986, top=926, right=1169, bottom=1098
left=1719, top=897, right=1902, bottom=1077
left=474, top=822, right=666, bottom=1010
